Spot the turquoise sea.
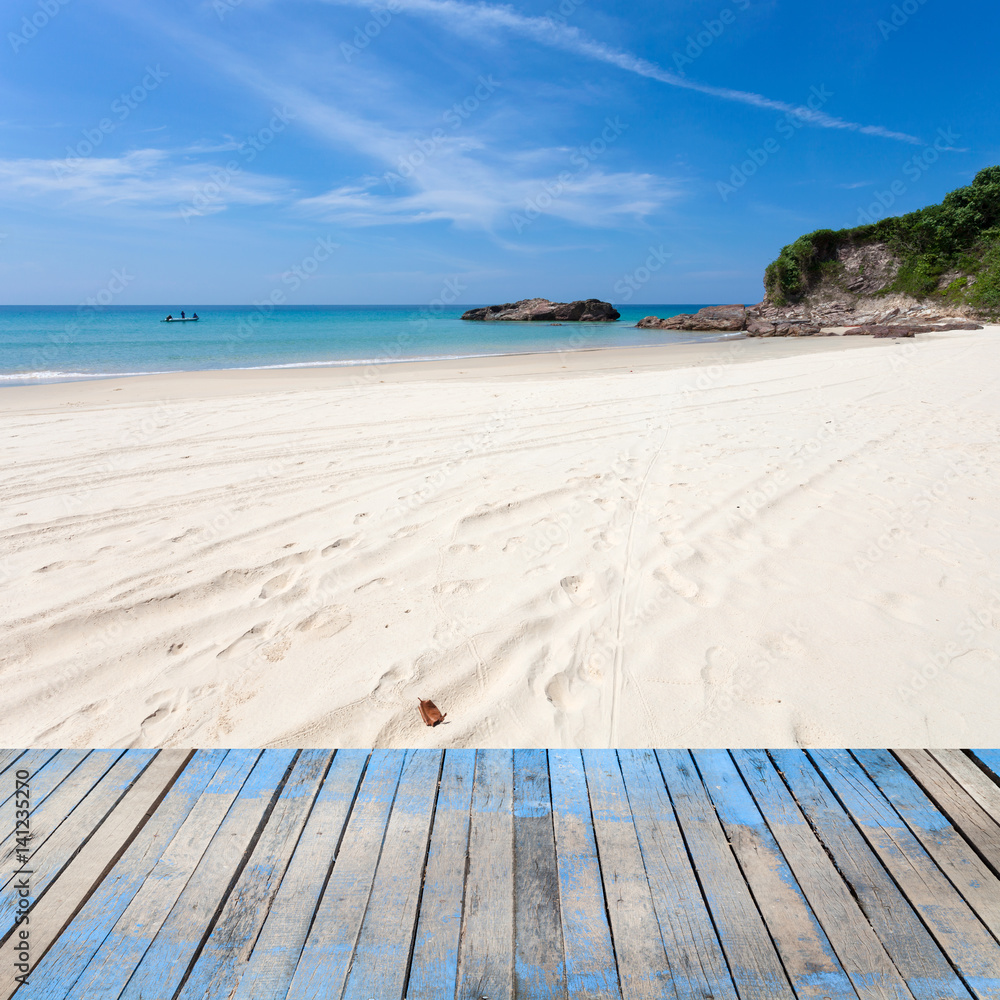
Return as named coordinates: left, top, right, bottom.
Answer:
left=0, top=304, right=734, bottom=387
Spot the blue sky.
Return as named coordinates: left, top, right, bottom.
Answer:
left=1, top=0, right=996, bottom=305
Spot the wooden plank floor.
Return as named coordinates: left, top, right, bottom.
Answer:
left=3, top=750, right=1000, bottom=999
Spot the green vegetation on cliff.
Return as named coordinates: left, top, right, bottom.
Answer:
left=764, top=166, right=1000, bottom=314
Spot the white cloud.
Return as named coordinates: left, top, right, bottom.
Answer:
left=0, top=149, right=290, bottom=215
left=316, top=0, right=924, bottom=144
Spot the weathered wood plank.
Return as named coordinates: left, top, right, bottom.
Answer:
left=0, top=751, right=156, bottom=932
left=117, top=749, right=297, bottom=1000
left=932, top=751, right=1000, bottom=824
left=176, top=749, right=335, bottom=1000
left=582, top=750, right=672, bottom=1000
left=284, top=749, right=407, bottom=1000
left=970, top=750, right=1000, bottom=788
left=23, top=750, right=237, bottom=1000
left=57, top=750, right=273, bottom=1000
left=547, top=751, right=620, bottom=1000
left=510, top=749, right=567, bottom=1000
left=406, top=750, right=477, bottom=1000
left=456, top=750, right=515, bottom=1000
left=342, top=751, right=443, bottom=1000
left=855, top=750, right=1000, bottom=940
left=811, top=749, right=1000, bottom=1000
left=692, top=750, right=856, bottom=1000
left=0, top=751, right=97, bottom=871
left=233, top=749, right=371, bottom=1000
left=894, top=750, right=1000, bottom=876
left=0, top=750, right=190, bottom=1000
left=0, top=751, right=26, bottom=777
left=769, top=749, right=972, bottom=1000
left=617, top=749, right=735, bottom=1000
left=0, top=751, right=58, bottom=805
left=657, top=751, right=794, bottom=1000
left=733, top=750, right=914, bottom=1000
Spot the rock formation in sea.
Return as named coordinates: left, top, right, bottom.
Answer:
left=637, top=167, right=998, bottom=337
left=462, top=298, right=621, bottom=322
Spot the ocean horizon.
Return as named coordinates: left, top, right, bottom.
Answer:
left=0, top=304, right=738, bottom=387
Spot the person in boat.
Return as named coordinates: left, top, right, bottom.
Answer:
left=192, top=312, right=198, bottom=320
left=181, top=310, right=186, bottom=319
left=166, top=313, right=173, bottom=321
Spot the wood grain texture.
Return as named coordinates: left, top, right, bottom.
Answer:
left=770, top=749, right=972, bottom=1000
left=855, top=749, right=1000, bottom=940
left=617, top=749, right=735, bottom=1000
left=511, top=749, right=567, bottom=1000
left=657, top=751, right=794, bottom=1000
left=16, top=750, right=230, bottom=1000
left=0, top=750, right=190, bottom=1000
left=285, top=749, right=407, bottom=1000
left=970, top=751, right=1000, bottom=788
left=692, top=750, right=856, bottom=1000
left=733, top=750, right=914, bottom=1000
left=456, top=750, right=515, bottom=1000
left=582, top=750, right=673, bottom=1000
left=233, top=749, right=371, bottom=1000
left=546, top=751, right=620, bottom=1000
left=117, top=749, right=297, bottom=1000
left=932, top=751, right=1000, bottom=824
left=810, top=749, right=1000, bottom=1000
left=342, top=751, right=443, bottom=1000
left=406, top=750, right=477, bottom=1000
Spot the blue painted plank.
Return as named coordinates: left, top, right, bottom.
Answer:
left=117, top=749, right=298, bottom=1000
left=233, top=749, right=372, bottom=1000
left=285, top=749, right=407, bottom=1000
left=582, top=749, right=673, bottom=1000
left=547, top=751, right=620, bottom=1000
left=456, top=750, right=515, bottom=1000
left=856, top=750, right=1000, bottom=939
left=692, top=750, right=856, bottom=1000
left=732, top=750, right=913, bottom=1000
left=15, top=751, right=229, bottom=998
left=970, top=750, right=1000, bottom=786
left=811, top=749, right=1000, bottom=1000
left=57, top=750, right=267, bottom=1000
left=176, top=749, right=336, bottom=1000
left=342, top=751, right=444, bottom=1000
left=770, top=749, right=973, bottom=1000
left=406, top=750, right=477, bottom=1000
left=511, top=749, right=567, bottom=1000
left=656, top=751, right=794, bottom=1000
left=0, top=750, right=25, bottom=776
left=617, top=749, right=736, bottom=1000
left=0, top=750, right=156, bottom=930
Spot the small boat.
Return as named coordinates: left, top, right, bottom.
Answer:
left=161, top=315, right=200, bottom=322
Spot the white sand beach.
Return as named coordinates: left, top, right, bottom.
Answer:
left=2, top=328, right=999, bottom=749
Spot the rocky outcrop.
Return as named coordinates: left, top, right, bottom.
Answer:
left=637, top=304, right=746, bottom=331
left=462, top=298, right=620, bottom=322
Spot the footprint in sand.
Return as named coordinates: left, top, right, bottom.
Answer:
left=35, top=559, right=95, bottom=573
left=447, top=543, right=482, bottom=554
left=433, top=580, right=489, bottom=596
left=296, top=605, right=352, bottom=637
left=217, top=624, right=270, bottom=660
left=653, top=564, right=700, bottom=601
left=259, top=572, right=294, bottom=599
left=559, top=573, right=598, bottom=608
left=355, top=577, right=390, bottom=592
left=322, top=536, right=358, bottom=556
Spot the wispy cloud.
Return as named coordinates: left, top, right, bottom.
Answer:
left=315, top=0, right=924, bottom=144
left=0, top=149, right=289, bottom=214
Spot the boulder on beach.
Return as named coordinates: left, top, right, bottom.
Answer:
left=461, top=298, right=621, bottom=322
left=637, top=304, right=747, bottom=331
